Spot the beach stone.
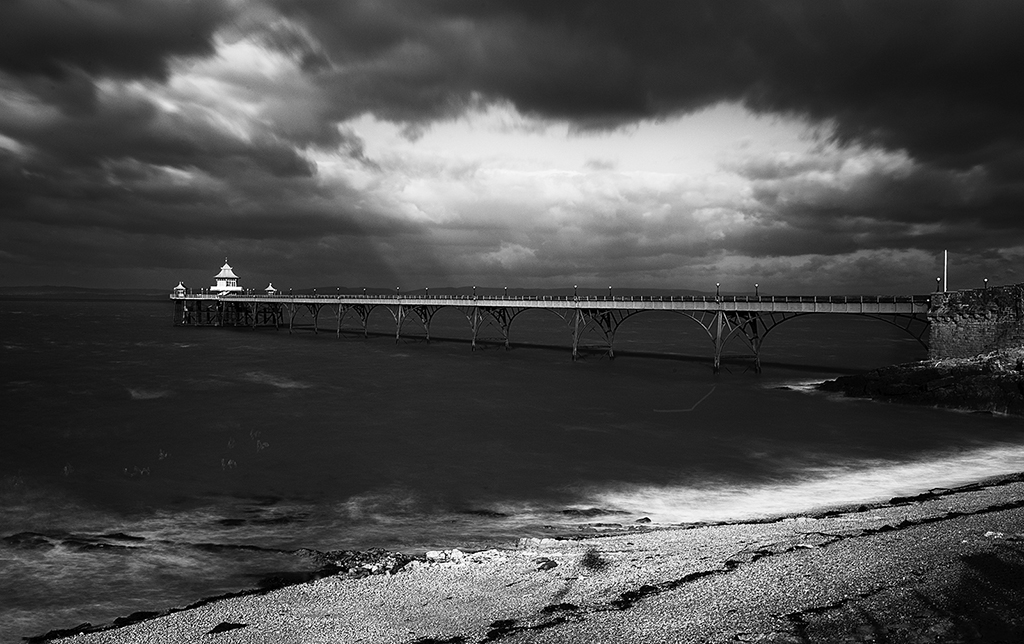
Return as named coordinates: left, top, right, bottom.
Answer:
left=467, top=549, right=501, bottom=563
left=425, top=548, right=465, bottom=562
left=207, top=622, right=247, bottom=635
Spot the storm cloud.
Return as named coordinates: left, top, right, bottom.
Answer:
left=1, top=0, right=1023, bottom=291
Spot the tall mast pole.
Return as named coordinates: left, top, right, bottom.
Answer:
left=943, top=250, right=948, bottom=292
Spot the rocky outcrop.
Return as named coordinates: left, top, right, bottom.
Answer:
left=819, top=348, right=1024, bottom=415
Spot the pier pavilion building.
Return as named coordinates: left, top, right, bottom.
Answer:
left=212, top=260, right=242, bottom=294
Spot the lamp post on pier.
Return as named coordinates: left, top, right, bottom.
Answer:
left=755, top=283, right=759, bottom=298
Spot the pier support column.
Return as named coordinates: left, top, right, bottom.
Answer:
left=352, top=305, right=372, bottom=338
left=471, top=307, right=481, bottom=350
left=309, top=304, right=320, bottom=334
left=713, top=310, right=724, bottom=374
left=571, top=309, right=582, bottom=361
left=749, top=316, right=762, bottom=374
left=394, top=305, right=405, bottom=343
left=336, top=304, right=345, bottom=337
left=409, top=306, right=439, bottom=343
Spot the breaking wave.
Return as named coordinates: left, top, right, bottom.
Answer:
left=588, top=442, right=1024, bottom=524
left=127, top=388, right=171, bottom=400
left=241, top=371, right=311, bottom=389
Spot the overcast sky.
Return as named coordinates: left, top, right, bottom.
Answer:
left=2, top=1, right=1022, bottom=293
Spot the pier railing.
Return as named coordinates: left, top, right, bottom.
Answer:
left=171, top=291, right=930, bottom=309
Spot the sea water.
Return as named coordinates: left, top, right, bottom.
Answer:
left=2, top=298, right=1023, bottom=641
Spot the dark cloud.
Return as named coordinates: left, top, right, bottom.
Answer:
left=276, top=1, right=1024, bottom=163
left=0, top=0, right=233, bottom=81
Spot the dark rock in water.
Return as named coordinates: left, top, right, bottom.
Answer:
left=102, top=532, right=145, bottom=541
left=208, top=622, right=248, bottom=635
left=774, top=386, right=794, bottom=391
left=635, top=517, right=652, bottom=524
left=113, top=611, right=161, bottom=626
left=459, top=509, right=509, bottom=518
left=253, top=514, right=304, bottom=525
left=256, top=570, right=326, bottom=590
left=561, top=507, right=626, bottom=518
left=63, top=536, right=132, bottom=552
left=3, top=531, right=54, bottom=550
left=459, top=508, right=511, bottom=518
left=534, top=557, right=558, bottom=571
left=25, top=622, right=94, bottom=643
left=301, top=547, right=418, bottom=576
left=818, top=348, right=1024, bottom=416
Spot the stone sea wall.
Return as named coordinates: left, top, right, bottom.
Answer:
left=928, top=283, right=1024, bottom=359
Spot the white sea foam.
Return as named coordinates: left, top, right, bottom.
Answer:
left=127, top=388, right=171, bottom=400
left=588, top=442, right=1024, bottom=524
left=765, top=378, right=833, bottom=394
left=241, top=371, right=311, bottom=389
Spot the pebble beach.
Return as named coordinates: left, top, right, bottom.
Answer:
left=44, top=474, right=1024, bottom=644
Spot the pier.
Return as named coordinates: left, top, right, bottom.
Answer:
left=170, top=286, right=931, bottom=373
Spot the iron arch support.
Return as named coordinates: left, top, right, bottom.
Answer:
left=381, top=304, right=405, bottom=342
left=571, top=308, right=644, bottom=360
left=408, top=305, right=441, bottom=342
left=862, top=313, right=930, bottom=348
left=725, top=311, right=931, bottom=371
left=460, top=306, right=530, bottom=350
left=286, top=303, right=324, bottom=333
left=749, top=311, right=930, bottom=349
left=305, top=303, right=323, bottom=334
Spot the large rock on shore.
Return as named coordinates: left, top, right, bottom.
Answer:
left=818, top=347, right=1024, bottom=415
